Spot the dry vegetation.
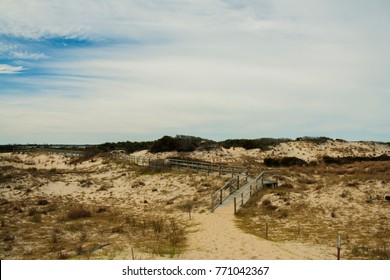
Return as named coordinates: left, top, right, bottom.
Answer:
left=1, top=139, right=389, bottom=260
left=0, top=152, right=225, bottom=259
left=236, top=161, right=390, bottom=260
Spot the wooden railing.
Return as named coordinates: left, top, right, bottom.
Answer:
left=167, top=159, right=246, bottom=176
left=233, top=171, right=278, bottom=214
left=127, top=156, right=156, bottom=166
left=211, top=173, right=248, bottom=212
left=127, top=156, right=246, bottom=176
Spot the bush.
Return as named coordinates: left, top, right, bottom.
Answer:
left=264, top=157, right=308, bottom=167
left=323, top=154, right=390, bottom=165
left=97, top=140, right=153, bottom=153
left=30, top=213, right=42, bottom=223
left=279, top=183, right=294, bottom=189
left=111, top=226, right=125, bottom=233
left=150, top=135, right=206, bottom=153
left=221, top=138, right=291, bottom=151
left=262, top=199, right=278, bottom=211
left=277, top=209, right=289, bottom=219
left=37, top=199, right=49, bottom=206
left=297, top=178, right=317, bottom=185
left=296, top=136, right=333, bottom=144
left=67, top=207, right=91, bottom=220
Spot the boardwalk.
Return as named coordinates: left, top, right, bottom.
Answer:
left=211, top=171, right=279, bottom=214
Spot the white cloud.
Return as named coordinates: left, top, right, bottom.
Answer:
left=1, top=0, right=390, bottom=143
left=0, top=64, right=25, bottom=74
left=10, top=51, right=47, bottom=60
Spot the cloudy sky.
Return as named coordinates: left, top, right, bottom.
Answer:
left=1, top=0, right=389, bottom=144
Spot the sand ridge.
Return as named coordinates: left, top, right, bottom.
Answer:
left=1, top=139, right=389, bottom=259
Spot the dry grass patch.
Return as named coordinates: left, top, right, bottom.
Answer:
left=0, top=194, right=189, bottom=259
left=235, top=162, right=390, bottom=259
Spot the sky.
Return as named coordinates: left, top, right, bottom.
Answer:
left=1, top=0, right=389, bottom=144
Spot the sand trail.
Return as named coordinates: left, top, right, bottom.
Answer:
left=177, top=201, right=335, bottom=260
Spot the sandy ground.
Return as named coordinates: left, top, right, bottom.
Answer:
left=175, top=203, right=335, bottom=260
left=112, top=196, right=336, bottom=260
left=1, top=139, right=389, bottom=260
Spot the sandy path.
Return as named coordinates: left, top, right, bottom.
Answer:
left=177, top=202, right=335, bottom=260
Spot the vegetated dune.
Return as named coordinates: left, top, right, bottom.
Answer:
left=0, top=139, right=389, bottom=260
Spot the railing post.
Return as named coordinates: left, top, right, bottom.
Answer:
left=241, top=192, right=244, bottom=206
left=220, top=189, right=223, bottom=205
left=234, top=197, right=237, bottom=215
left=337, top=234, right=341, bottom=260
left=237, top=176, right=240, bottom=190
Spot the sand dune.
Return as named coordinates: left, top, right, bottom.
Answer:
left=1, top=140, right=389, bottom=260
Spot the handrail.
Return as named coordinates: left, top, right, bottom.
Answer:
left=126, top=156, right=247, bottom=176
left=211, top=172, right=248, bottom=212
left=168, top=159, right=247, bottom=175
left=233, top=170, right=278, bottom=214
left=168, top=158, right=245, bottom=171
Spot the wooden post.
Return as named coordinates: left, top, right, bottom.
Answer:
left=241, top=192, right=244, bottom=206
left=237, top=176, right=240, bottom=189
left=131, top=248, right=135, bottom=260
left=220, top=189, right=223, bottom=205
left=234, top=197, right=237, bottom=215
left=337, top=234, right=341, bottom=260
left=266, top=214, right=269, bottom=240
left=250, top=184, right=253, bottom=196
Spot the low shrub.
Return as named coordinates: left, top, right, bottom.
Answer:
left=30, top=213, right=42, bottom=223
left=323, top=154, right=390, bottom=165
left=37, top=199, right=49, bottom=206
left=67, top=207, right=91, bottom=220
left=264, top=157, right=308, bottom=167
left=262, top=199, right=278, bottom=211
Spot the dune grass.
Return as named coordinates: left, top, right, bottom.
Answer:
left=235, top=162, right=390, bottom=260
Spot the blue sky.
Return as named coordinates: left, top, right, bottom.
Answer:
left=1, top=0, right=389, bottom=144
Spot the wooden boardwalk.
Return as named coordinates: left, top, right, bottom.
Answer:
left=211, top=171, right=278, bottom=214
left=127, top=155, right=278, bottom=214
left=128, top=156, right=246, bottom=176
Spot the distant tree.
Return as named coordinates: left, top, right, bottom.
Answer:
left=149, top=135, right=206, bottom=153
left=220, top=138, right=291, bottom=151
